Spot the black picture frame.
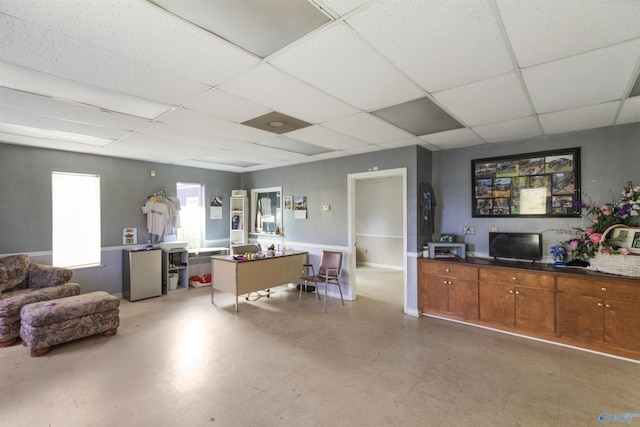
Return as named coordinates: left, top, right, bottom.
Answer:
left=471, top=147, right=581, bottom=218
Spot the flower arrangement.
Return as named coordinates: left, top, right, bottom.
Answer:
left=562, top=181, right=640, bottom=262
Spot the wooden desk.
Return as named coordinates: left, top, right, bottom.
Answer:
left=211, top=251, right=307, bottom=312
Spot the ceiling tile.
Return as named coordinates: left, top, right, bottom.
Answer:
left=270, top=23, right=423, bottom=110
left=420, top=128, right=485, bottom=149
left=522, top=40, right=640, bottom=114
left=347, top=0, right=514, bottom=92
left=182, top=89, right=271, bottom=123
left=322, top=0, right=372, bottom=17
left=371, top=97, right=462, bottom=135
left=221, top=64, right=359, bottom=123
left=617, top=97, right=640, bottom=125
left=433, top=73, right=533, bottom=126
left=323, top=113, right=412, bottom=144
left=378, top=136, right=425, bottom=150
left=138, top=122, right=240, bottom=150
left=257, top=136, right=330, bottom=156
left=286, top=125, right=368, bottom=150
left=149, top=0, right=331, bottom=58
left=496, top=0, right=640, bottom=67
left=342, top=144, right=385, bottom=155
left=473, top=116, right=542, bottom=143
left=539, top=102, right=619, bottom=134
left=0, top=0, right=260, bottom=87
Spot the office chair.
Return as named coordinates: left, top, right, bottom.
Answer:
left=299, top=250, right=344, bottom=312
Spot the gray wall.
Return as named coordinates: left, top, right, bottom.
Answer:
left=433, top=123, right=640, bottom=260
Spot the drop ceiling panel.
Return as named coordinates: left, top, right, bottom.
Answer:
left=0, top=0, right=260, bottom=87
left=496, top=0, right=640, bottom=67
left=138, top=122, right=241, bottom=150
left=523, top=40, right=640, bottom=114
left=221, top=64, right=359, bottom=123
left=182, top=89, right=271, bottom=123
left=173, top=159, right=245, bottom=172
left=0, top=132, right=109, bottom=153
left=371, top=97, right=463, bottom=135
left=270, top=23, right=423, bottom=110
left=0, top=16, right=209, bottom=106
left=347, top=0, right=514, bottom=92
left=0, top=87, right=151, bottom=131
left=159, top=108, right=274, bottom=142
left=342, top=144, right=385, bottom=155
left=473, top=116, right=542, bottom=143
left=322, top=0, right=372, bottom=17
left=286, top=125, right=368, bottom=150
left=378, top=137, right=426, bottom=150
left=113, top=133, right=206, bottom=158
left=433, top=73, right=533, bottom=127
left=539, top=102, right=619, bottom=134
left=617, top=97, right=640, bottom=125
left=420, top=128, right=485, bottom=149
left=257, top=136, right=330, bottom=156
left=323, top=113, right=412, bottom=144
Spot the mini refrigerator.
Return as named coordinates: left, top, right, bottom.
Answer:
left=122, top=248, right=162, bottom=301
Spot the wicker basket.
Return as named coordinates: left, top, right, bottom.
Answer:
left=589, top=225, right=640, bottom=277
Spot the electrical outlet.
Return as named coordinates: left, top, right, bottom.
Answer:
left=463, top=226, right=475, bottom=235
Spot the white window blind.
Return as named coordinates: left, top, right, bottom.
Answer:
left=52, top=172, right=101, bottom=268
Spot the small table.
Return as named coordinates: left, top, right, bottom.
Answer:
left=211, top=251, right=307, bottom=312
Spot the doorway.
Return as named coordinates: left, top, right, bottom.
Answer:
left=347, top=168, right=407, bottom=313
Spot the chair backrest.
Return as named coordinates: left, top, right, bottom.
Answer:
left=318, top=251, right=343, bottom=277
left=231, top=243, right=261, bottom=254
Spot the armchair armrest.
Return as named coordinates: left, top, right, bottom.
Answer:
left=28, top=263, right=73, bottom=289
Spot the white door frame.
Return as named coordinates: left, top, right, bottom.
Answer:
left=347, top=168, right=408, bottom=313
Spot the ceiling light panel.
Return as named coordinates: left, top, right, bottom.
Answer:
left=496, top=0, right=640, bottom=68
left=0, top=107, right=129, bottom=141
left=419, top=128, right=485, bottom=149
left=196, top=155, right=257, bottom=167
left=182, top=89, right=271, bottom=123
left=0, top=123, right=113, bottom=147
left=149, top=0, right=331, bottom=58
left=371, top=97, right=463, bottom=136
left=539, top=101, right=619, bottom=134
left=0, top=1, right=260, bottom=87
left=0, top=87, right=151, bottom=131
left=257, top=136, right=330, bottom=156
left=270, top=23, right=423, bottom=110
left=158, top=108, right=274, bottom=142
left=221, top=64, right=359, bottom=123
left=0, top=131, right=110, bottom=153
left=433, top=73, right=533, bottom=127
left=0, top=17, right=209, bottom=107
left=286, top=125, right=368, bottom=150
left=346, top=0, right=513, bottom=92
left=616, top=97, right=640, bottom=125
left=323, top=113, right=412, bottom=144
left=472, top=116, right=542, bottom=143
left=523, top=40, right=640, bottom=114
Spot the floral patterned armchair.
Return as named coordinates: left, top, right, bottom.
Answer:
left=0, top=254, right=81, bottom=347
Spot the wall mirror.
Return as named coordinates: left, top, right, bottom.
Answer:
left=251, top=186, right=282, bottom=235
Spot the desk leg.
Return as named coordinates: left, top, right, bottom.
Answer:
left=235, top=295, right=238, bottom=313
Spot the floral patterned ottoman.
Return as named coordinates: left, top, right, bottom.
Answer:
left=20, top=291, right=120, bottom=357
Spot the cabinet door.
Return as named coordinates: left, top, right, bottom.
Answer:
left=422, top=276, right=449, bottom=312
left=514, top=287, right=555, bottom=334
left=479, top=282, right=514, bottom=326
left=605, top=299, right=640, bottom=352
left=557, top=293, right=604, bottom=344
left=449, top=280, right=479, bottom=319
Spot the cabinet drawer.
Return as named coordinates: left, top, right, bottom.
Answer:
left=557, top=276, right=640, bottom=301
left=421, top=261, right=478, bottom=280
left=479, top=268, right=554, bottom=290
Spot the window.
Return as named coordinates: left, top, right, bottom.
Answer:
left=177, top=182, right=204, bottom=249
left=52, top=172, right=101, bottom=268
left=251, top=186, right=282, bottom=235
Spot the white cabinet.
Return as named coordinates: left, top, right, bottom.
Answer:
left=230, top=195, right=248, bottom=245
left=122, top=249, right=162, bottom=301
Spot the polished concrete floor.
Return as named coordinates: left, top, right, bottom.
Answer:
left=1, top=266, right=638, bottom=426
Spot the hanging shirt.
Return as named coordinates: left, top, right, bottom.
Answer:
left=141, top=199, right=169, bottom=235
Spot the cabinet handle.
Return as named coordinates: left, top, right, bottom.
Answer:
left=601, top=287, right=607, bottom=292
left=443, top=280, right=448, bottom=284
left=597, top=302, right=603, bottom=307
left=605, top=304, right=611, bottom=309
left=511, top=276, right=517, bottom=281
left=509, top=289, right=514, bottom=294
left=448, top=281, right=452, bottom=285
left=514, top=290, right=520, bottom=295
left=445, top=268, right=450, bottom=273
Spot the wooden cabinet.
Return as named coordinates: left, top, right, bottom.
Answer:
left=479, top=268, right=555, bottom=335
left=419, top=261, right=478, bottom=320
left=557, top=277, right=640, bottom=353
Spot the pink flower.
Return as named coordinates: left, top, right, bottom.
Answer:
left=601, top=205, right=612, bottom=215
left=589, top=233, right=603, bottom=244
left=592, top=219, right=599, bottom=224
left=569, top=240, right=579, bottom=249
left=634, top=186, right=640, bottom=192
left=619, top=248, right=630, bottom=255
left=601, top=247, right=611, bottom=254
left=585, top=228, right=594, bottom=234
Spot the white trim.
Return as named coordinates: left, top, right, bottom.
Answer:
left=356, top=261, right=403, bottom=270
left=424, top=314, right=640, bottom=364
left=348, top=168, right=408, bottom=314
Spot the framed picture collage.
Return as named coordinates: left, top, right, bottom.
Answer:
left=471, top=148, right=581, bottom=218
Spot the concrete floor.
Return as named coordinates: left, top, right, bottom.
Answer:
left=1, top=266, right=638, bottom=426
